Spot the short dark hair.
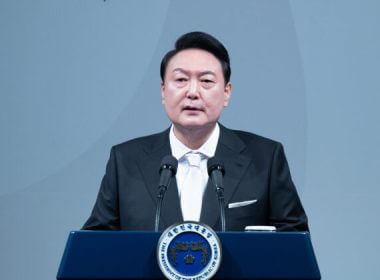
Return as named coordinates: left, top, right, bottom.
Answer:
left=160, top=31, right=231, bottom=84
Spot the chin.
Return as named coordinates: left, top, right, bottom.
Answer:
left=176, top=120, right=214, bottom=130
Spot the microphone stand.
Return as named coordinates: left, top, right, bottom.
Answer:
left=208, top=161, right=226, bottom=232
left=216, top=187, right=226, bottom=232
left=155, top=186, right=166, bottom=232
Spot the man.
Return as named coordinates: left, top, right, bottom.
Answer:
left=83, top=32, right=308, bottom=231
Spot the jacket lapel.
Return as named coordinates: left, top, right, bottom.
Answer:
left=138, top=125, right=252, bottom=231
left=200, top=125, right=252, bottom=230
left=137, top=129, right=183, bottom=230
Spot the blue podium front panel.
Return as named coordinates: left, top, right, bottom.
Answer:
left=218, top=232, right=320, bottom=279
left=57, top=231, right=320, bottom=279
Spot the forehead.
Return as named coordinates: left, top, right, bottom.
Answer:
left=166, top=48, right=223, bottom=74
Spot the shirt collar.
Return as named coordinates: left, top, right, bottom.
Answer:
left=169, top=123, right=220, bottom=160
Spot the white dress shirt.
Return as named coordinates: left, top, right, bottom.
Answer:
left=169, top=123, right=220, bottom=221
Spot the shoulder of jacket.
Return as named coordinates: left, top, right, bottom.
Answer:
left=111, top=128, right=169, bottom=153
left=229, top=128, right=281, bottom=148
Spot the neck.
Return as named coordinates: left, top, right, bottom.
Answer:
left=173, top=123, right=216, bottom=150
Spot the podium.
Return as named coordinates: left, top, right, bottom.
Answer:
left=57, top=231, right=320, bottom=279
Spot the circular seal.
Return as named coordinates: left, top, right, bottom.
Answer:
left=157, top=222, right=222, bottom=280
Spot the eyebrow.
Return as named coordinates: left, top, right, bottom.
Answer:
left=172, top=68, right=216, bottom=76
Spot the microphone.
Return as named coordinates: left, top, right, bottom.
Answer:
left=155, top=155, right=178, bottom=232
left=207, top=157, right=226, bottom=232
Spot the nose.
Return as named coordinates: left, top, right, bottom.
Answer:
left=186, top=79, right=200, bottom=99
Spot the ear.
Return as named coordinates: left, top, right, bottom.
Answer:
left=160, top=81, right=165, bottom=104
left=223, top=82, right=232, bottom=107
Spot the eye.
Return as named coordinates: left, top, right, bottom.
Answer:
left=176, top=78, right=188, bottom=82
left=201, top=79, right=215, bottom=88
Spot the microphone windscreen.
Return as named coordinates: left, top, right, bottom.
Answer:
left=159, top=155, right=178, bottom=175
left=207, top=157, right=225, bottom=176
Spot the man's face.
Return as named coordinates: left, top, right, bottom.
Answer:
left=161, top=48, right=232, bottom=131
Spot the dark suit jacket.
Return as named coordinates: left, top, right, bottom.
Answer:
left=83, top=124, right=308, bottom=231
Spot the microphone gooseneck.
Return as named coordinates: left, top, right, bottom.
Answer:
left=207, top=157, right=226, bottom=232
left=155, top=155, right=178, bottom=232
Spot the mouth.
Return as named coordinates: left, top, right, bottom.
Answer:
left=183, top=105, right=203, bottom=112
